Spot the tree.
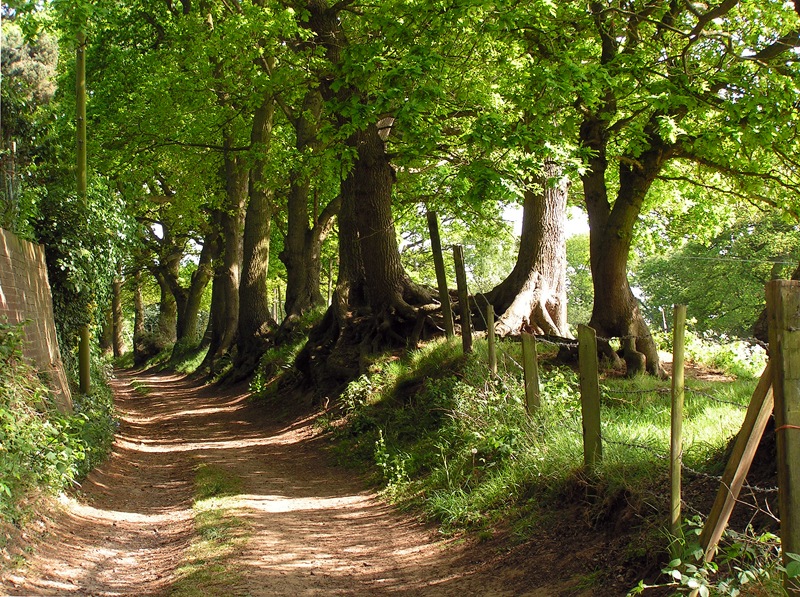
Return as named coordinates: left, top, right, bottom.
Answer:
left=0, top=21, right=57, bottom=232
left=507, top=0, right=800, bottom=375
left=637, top=212, right=800, bottom=338
left=480, top=162, right=569, bottom=337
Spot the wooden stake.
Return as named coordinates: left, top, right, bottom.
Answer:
left=578, top=324, right=602, bottom=471
left=698, top=363, right=774, bottom=562
left=521, top=332, right=540, bottom=413
left=427, top=211, right=455, bottom=338
left=670, top=305, right=687, bottom=546
left=487, top=303, right=497, bottom=377
left=453, top=245, right=472, bottom=354
left=766, top=280, right=800, bottom=595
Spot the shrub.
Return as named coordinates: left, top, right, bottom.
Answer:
left=0, top=321, right=115, bottom=522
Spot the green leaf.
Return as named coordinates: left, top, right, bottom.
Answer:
left=786, top=560, right=800, bottom=579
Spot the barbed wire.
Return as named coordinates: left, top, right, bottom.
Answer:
left=681, top=463, right=779, bottom=494
left=600, top=436, right=779, bottom=497
left=685, top=387, right=749, bottom=410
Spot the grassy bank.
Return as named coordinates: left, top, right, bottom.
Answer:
left=297, top=334, right=786, bottom=595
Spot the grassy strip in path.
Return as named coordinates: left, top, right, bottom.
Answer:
left=169, top=464, right=250, bottom=597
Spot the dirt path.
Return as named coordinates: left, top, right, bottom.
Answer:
left=2, top=371, right=593, bottom=596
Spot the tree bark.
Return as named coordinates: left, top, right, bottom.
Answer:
left=300, top=123, right=433, bottom=383
left=280, top=2, right=344, bottom=322
left=281, top=91, right=324, bottom=319
left=202, top=149, right=247, bottom=374
left=481, top=161, right=569, bottom=338
left=580, top=115, right=671, bottom=377
left=177, top=230, right=217, bottom=350
left=234, top=97, right=276, bottom=376
left=346, top=123, right=429, bottom=313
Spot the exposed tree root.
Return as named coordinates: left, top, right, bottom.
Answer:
left=297, top=296, right=443, bottom=399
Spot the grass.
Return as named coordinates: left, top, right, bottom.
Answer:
left=324, top=333, right=780, bottom=594
left=169, top=464, right=249, bottom=597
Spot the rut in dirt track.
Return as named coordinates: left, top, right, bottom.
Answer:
left=1, top=370, right=589, bottom=597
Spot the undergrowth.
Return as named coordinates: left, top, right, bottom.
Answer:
left=0, top=321, right=116, bottom=525
left=249, top=307, right=326, bottom=399
left=324, top=334, right=783, bottom=594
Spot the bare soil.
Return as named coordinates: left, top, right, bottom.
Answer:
left=1, top=370, right=602, bottom=597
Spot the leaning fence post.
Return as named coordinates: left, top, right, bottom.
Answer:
left=766, top=280, right=800, bottom=595
left=453, top=245, right=472, bottom=354
left=521, top=332, right=540, bottom=413
left=698, top=362, right=774, bottom=562
left=427, top=211, right=455, bottom=339
left=578, top=324, right=602, bottom=471
left=670, top=304, right=687, bottom=551
left=487, top=303, right=497, bottom=377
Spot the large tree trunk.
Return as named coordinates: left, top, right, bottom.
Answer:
left=348, top=124, right=429, bottom=312
left=300, top=123, right=432, bottom=384
left=280, top=2, right=344, bottom=323
left=234, top=97, right=276, bottom=378
left=481, top=161, right=569, bottom=337
left=581, top=115, right=669, bottom=377
left=202, top=152, right=247, bottom=374
left=282, top=91, right=324, bottom=319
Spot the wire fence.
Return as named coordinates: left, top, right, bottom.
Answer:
left=472, top=324, right=777, bottom=522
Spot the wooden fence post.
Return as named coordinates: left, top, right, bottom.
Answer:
left=697, top=363, right=774, bottom=562
left=453, top=245, right=472, bottom=354
left=766, top=280, right=800, bottom=594
left=521, top=332, right=540, bottom=413
left=578, top=324, right=602, bottom=471
left=487, top=303, right=497, bottom=377
left=670, top=305, right=687, bottom=549
left=427, top=211, right=455, bottom=339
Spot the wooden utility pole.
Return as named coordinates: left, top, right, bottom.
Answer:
left=77, top=31, right=91, bottom=395
left=766, top=280, right=800, bottom=595
left=453, top=245, right=472, bottom=353
left=670, top=305, right=687, bottom=548
left=427, top=211, right=454, bottom=339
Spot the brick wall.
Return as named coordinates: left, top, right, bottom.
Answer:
left=0, top=228, right=72, bottom=412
